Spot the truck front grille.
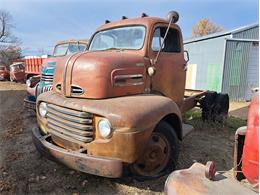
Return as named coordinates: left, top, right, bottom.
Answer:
left=41, top=73, right=53, bottom=83
left=36, top=85, right=53, bottom=98
left=46, top=104, right=94, bottom=144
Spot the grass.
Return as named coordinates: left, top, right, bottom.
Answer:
left=183, top=108, right=247, bottom=132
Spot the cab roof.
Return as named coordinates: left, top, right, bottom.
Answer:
left=97, top=16, right=176, bottom=32
left=10, top=62, right=24, bottom=67
left=56, top=39, right=89, bottom=45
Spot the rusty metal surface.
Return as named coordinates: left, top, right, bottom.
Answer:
left=37, top=91, right=182, bottom=163
left=165, top=163, right=257, bottom=195
left=32, top=126, right=123, bottom=178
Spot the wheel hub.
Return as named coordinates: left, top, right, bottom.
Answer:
left=132, top=132, right=171, bottom=177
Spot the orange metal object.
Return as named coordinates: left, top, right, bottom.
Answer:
left=165, top=163, right=257, bottom=195
left=242, top=93, right=259, bottom=187
left=25, top=56, right=47, bottom=76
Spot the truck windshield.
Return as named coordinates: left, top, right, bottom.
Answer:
left=89, top=26, right=146, bottom=51
left=10, top=65, right=20, bottom=71
left=53, top=43, right=87, bottom=57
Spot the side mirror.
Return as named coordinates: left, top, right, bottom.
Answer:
left=184, top=50, right=189, bottom=63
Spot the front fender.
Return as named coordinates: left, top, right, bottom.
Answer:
left=37, top=92, right=182, bottom=162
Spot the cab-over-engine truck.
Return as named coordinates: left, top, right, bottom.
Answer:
left=32, top=11, right=229, bottom=179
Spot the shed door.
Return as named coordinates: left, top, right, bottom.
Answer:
left=246, top=42, right=259, bottom=100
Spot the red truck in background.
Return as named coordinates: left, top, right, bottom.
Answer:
left=9, top=62, right=26, bottom=82
left=0, top=65, right=10, bottom=81
left=10, top=55, right=48, bottom=82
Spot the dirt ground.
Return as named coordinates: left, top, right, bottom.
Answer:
left=0, top=82, right=247, bottom=195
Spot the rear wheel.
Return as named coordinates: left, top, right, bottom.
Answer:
left=130, top=121, right=179, bottom=180
left=201, top=91, right=217, bottom=121
left=212, top=93, right=229, bottom=123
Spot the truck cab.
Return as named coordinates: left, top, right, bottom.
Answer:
left=9, top=62, right=26, bottom=82
left=24, top=40, right=88, bottom=109
left=33, top=11, right=208, bottom=179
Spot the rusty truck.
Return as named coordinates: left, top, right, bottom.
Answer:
left=32, top=11, right=229, bottom=179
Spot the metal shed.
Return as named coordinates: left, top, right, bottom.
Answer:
left=184, top=24, right=259, bottom=101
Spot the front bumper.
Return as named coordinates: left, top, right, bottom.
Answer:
left=0, top=75, right=6, bottom=81
left=32, top=126, right=123, bottom=178
left=24, top=96, right=36, bottom=110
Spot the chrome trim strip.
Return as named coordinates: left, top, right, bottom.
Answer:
left=70, top=84, right=84, bottom=95
left=47, top=114, right=93, bottom=131
left=114, top=74, right=143, bottom=80
left=63, top=53, right=78, bottom=96
left=48, top=107, right=92, bottom=124
left=114, top=74, right=144, bottom=87
left=47, top=104, right=92, bottom=118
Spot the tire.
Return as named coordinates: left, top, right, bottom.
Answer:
left=212, top=93, right=229, bottom=123
left=201, top=91, right=217, bottom=121
left=130, top=121, right=179, bottom=180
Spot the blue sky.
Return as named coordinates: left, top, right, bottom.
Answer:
left=1, top=0, right=258, bottom=56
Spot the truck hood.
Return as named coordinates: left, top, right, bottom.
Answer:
left=53, top=51, right=148, bottom=99
left=41, top=56, right=61, bottom=72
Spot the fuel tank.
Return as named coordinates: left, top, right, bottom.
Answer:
left=53, top=50, right=149, bottom=99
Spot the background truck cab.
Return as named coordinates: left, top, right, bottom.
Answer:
left=24, top=40, right=88, bottom=109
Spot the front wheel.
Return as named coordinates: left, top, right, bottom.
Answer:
left=130, top=121, right=179, bottom=180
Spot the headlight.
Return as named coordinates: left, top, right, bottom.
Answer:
left=98, top=118, right=112, bottom=139
left=26, top=78, right=32, bottom=87
left=39, top=102, right=48, bottom=117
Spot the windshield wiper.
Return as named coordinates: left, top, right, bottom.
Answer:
left=104, top=47, right=124, bottom=51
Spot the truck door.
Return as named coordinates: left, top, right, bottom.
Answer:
left=149, top=25, right=186, bottom=106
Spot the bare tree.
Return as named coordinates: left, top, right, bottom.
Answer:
left=191, top=18, right=223, bottom=38
left=37, top=47, right=47, bottom=56
left=0, top=45, right=21, bottom=65
left=0, top=9, right=21, bottom=66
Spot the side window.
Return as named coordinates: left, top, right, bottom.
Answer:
left=151, top=28, right=163, bottom=51
left=151, top=27, right=181, bottom=53
left=78, top=44, right=87, bottom=51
